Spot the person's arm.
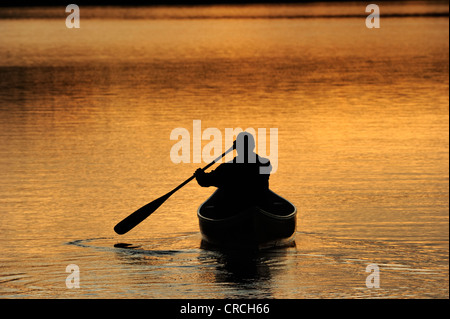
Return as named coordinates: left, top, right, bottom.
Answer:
left=194, top=169, right=212, bottom=187
left=194, top=165, right=226, bottom=187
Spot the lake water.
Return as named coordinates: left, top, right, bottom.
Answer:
left=0, top=3, right=448, bottom=299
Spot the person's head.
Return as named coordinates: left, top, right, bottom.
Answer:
left=235, top=132, right=255, bottom=157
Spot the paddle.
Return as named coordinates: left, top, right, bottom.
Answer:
left=114, top=143, right=236, bottom=235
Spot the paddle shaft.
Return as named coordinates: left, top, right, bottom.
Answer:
left=170, top=146, right=233, bottom=195
left=114, top=144, right=234, bottom=234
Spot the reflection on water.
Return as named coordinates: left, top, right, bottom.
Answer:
left=112, top=237, right=284, bottom=299
left=201, top=246, right=277, bottom=297
left=59, top=233, right=448, bottom=299
left=0, top=3, right=448, bottom=298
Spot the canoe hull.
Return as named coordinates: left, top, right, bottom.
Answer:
left=198, top=190, right=297, bottom=250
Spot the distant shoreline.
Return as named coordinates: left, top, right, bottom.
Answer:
left=1, top=0, right=448, bottom=8
left=0, top=1, right=448, bottom=20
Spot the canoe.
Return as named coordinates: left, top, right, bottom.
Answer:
left=197, top=189, right=297, bottom=250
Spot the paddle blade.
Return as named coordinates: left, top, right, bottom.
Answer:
left=114, top=192, right=172, bottom=235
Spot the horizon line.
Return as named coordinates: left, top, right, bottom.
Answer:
left=1, top=0, right=448, bottom=7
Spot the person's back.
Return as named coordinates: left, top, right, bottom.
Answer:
left=195, top=132, right=272, bottom=214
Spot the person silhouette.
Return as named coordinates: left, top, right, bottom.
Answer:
left=194, top=132, right=272, bottom=215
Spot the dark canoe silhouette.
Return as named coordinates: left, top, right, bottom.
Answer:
left=197, top=189, right=297, bottom=249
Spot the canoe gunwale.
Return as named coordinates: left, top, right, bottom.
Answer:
left=197, top=189, right=297, bottom=222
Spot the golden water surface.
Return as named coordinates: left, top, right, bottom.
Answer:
left=0, top=3, right=448, bottom=298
